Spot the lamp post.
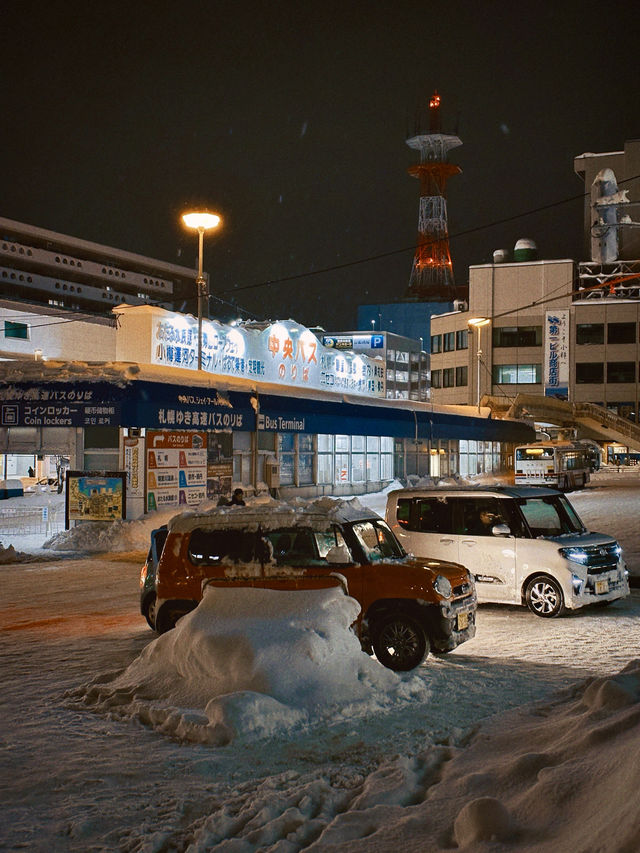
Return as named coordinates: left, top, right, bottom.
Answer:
left=468, top=317, right=490, bottom=412
left=181, top=211, right=221, bottom=370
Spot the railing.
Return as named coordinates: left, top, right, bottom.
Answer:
left=0, top=506, right=65, bottom=537
left=573, top=402, right=640, bottom=446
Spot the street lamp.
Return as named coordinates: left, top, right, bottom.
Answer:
left=181, top=211, right=222, bottom=370
left=468, top=317, right=490, bottom=412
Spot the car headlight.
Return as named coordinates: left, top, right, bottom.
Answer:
left=559, top=547, right=589, bottom=565
left=434, top=574, right=452, bottom=599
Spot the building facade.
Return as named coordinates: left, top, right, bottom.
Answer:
left=0, top=215, right=197, bottom=315
left=320, top=330, right=429, bottom=401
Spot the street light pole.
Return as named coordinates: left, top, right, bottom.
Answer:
left=181, top=211, right=222, bottom=370
left=468, top=317, right=490, bottom=412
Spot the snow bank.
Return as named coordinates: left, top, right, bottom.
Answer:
left=299, top=660, right=640, bottom=852
left=70, top=586, right=428, bottom=745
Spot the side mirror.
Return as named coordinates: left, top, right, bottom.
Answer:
left=491, top=522, right=511, bottom=537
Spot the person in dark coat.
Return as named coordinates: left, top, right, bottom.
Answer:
left=230, top=488, right=245, bottom=506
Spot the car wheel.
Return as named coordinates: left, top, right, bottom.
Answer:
left=142, top=593, right=157, bottom=631
left=155, top=601, right=195, bottom=634
left=371, top=612, right=429, bottom=671
left=525, top=576, right=565, bottom=617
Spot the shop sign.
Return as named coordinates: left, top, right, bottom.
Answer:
left=65, top=471, right=126, bottom=526
left=544, top=310, right=569, bottom=398
left=150, top=313, right=385, bottom=398
left=123, top=436, right=145, bottom=499
left=146, top=430, right=208, bottom=512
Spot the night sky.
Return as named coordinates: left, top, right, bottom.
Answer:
left=1, top=1, right=638, bottom=330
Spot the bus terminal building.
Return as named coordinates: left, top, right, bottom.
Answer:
left=0, top=303, right=533, bottom=518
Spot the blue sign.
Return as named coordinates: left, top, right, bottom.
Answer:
left=0, top=382, right=122, bottom=427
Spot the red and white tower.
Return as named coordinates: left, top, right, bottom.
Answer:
left=406, top=92, right=462, bottom=301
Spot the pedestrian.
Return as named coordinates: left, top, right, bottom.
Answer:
left=230, top=488, right=245, bottom=506
left=28, top=466, right=35, bottom=478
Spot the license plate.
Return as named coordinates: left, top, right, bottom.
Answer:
left=457, top=612, right=469, bottom=630
left=595, top=580, right=609, bottom=595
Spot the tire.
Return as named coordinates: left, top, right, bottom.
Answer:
left=525, top=576, right=565, bottom=618
left=155, top=601, right=196, bottom=634
left=142, top=593, right=157, bottom=631
left=371, top=612, right=429, bottom=671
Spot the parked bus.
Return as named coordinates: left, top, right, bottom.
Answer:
left=514, top=441, right=590, bottom=491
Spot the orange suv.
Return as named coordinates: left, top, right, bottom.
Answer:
left=152, top=499, right=477, bottom=671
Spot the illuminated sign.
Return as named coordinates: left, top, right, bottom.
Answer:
left=544, top=310, right=569, bottom=398
left=146, top=430, right=208, bottom=512
left=150, top=313, right=385, bottom=398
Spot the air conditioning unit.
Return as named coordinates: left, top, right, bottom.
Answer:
left=453, top=299, right=468, bottom=312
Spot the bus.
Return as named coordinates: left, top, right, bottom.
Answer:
left=514, top=441, right=590, bottom=491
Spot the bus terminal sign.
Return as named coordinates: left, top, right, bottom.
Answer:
left=151, top=314, right=385, bottom=398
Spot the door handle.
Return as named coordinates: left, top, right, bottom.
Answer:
left=439, top=537, right=455, bottom=545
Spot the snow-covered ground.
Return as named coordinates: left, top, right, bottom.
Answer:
left=1, top=470, right=639, bottom=851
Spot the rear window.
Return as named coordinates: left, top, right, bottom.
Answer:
left=188, top=529, right=256, bottom=565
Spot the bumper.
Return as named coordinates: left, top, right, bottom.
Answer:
left=565, top=568, right=630, bottom=610
left=429, top=592, right=477, bottom=652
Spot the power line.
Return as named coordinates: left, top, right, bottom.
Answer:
left=218, top=173, right=640, bottom=297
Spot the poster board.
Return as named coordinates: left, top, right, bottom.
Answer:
left=146, top=431, right=208, bottom=512
left=65, top=471, right=126, bottom=528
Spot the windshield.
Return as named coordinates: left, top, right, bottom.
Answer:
left=517, top=494, right=585, bottom=537
left=350, top=519, right=406, bottom=562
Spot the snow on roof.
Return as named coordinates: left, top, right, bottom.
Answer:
left=168, top=496, right=380, bottom=534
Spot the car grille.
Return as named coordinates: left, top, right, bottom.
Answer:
left=584, top=543, right=620, bottom=575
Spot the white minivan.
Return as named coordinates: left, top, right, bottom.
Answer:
left=385, top=485, right=629, bottom=617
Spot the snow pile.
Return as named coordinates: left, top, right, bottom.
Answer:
left=43, top=511, right=175, bottom=552
left=295, top=660, right=640, bottom=852
left=0, top=542, right=35, bottom=564
left=70, top=586, right=428, bottom=745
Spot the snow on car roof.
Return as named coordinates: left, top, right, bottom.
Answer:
left=167, top=496, right=381, bottom=534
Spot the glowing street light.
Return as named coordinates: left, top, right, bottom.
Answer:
left=468, top=317, right=490, bottom=412
left=181, top=211, right=222, bottom=370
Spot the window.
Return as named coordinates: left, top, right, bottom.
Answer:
left=493, top=326, right=542, bottom=347
left=430, top=334, right=442, bottom=354
left=4, top=321, right=29, bottom=339
left=456, top=329, right=468, bottom=350
left=278, top=434, right=295, bottom=486
left=492, top=364, right=542, bottom=384
left=576, top=362, right=604, bottom=384
left=442, top=367, right=455, bottom=388
left=607, top=362, right=636, bottom=383
left=576, top=323, right=604, bottom=345
left=455, top=365, right=468, bottom=386
left=607, top=323, right=636, bottom=344
left=431, top=370, right=442, bottom=388
left=443, top=332, right=455, bottom=352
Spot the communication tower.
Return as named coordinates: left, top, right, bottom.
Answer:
left=406, top=92, right=462, bottom=300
